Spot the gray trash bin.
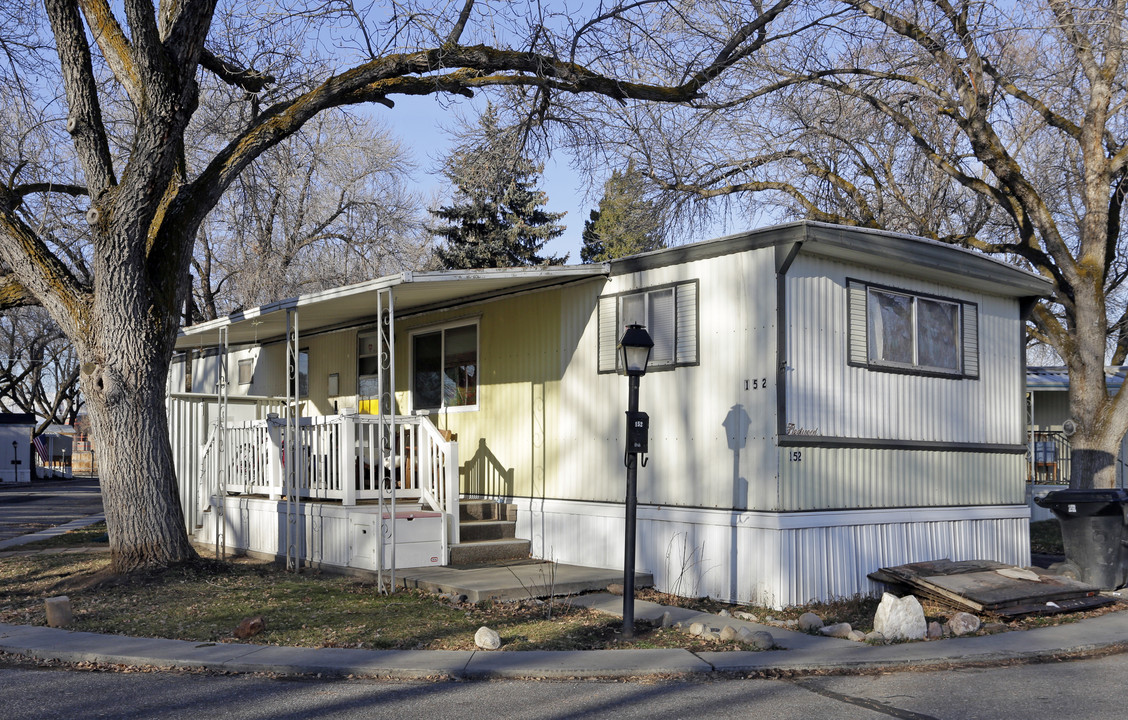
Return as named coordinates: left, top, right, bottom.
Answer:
left=1034, top=488, right=1128, bottom=589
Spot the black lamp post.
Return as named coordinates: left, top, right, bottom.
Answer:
left=618, top=323, right=653, bottom=639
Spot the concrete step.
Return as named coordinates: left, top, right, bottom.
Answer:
left=458, top=519, right=517, bottom=542
left=449, top=538, right=531, bottom=565
left=459, top=499, right=516, bottom=522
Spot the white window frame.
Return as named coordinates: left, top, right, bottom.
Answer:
left=237, top=358, right=254, bottom=386
left=409, top=320, right=480, bottom=413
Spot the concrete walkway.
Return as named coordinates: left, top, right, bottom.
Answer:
left=4, top=520, right=1128, bottom=680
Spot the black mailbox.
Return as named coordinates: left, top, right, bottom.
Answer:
left=626, top=411, right=649, bottom=454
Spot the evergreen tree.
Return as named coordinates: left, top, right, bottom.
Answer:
left=430, top=107, right=566, bottom=269
left=580, top=164, right=666, bottom=263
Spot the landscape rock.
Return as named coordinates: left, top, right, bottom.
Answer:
left=749, top=631, right=775, bottom=650
left=864, top=631, right=887, bottom=645
left=847, top=630, right=867, bottom=642
left=819, top=622, right=853, bottom=639
left=873, top=592, right=926, bottom=641
left=234, top=616, right=266, bottom=639
left=784, top=619, right=798, bottom=628
left=474, top=626, right=502, bottom=650
left=660, top=611, right=674, bottom=628
left=607, top=583, right=624, bottom=596
left=733, top=611, right=759, bottom=622
left=982, top=622, right=1008, bottom=634
left=720, top=625, right=738, bottom=641
left=718, top=609, right=731, bottom=618
left=948, top=612, right=981, bottom=636
left=44, top=596, right=72, bottom=628
left=798, top=612, right=824, bottom=631
left=688, top=621, right=705, bottom=636
left=927, top=621, right=942, bottom=640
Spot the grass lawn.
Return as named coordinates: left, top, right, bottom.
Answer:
left=0, top=519, right=1097, bottom=651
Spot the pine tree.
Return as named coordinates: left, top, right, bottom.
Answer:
left=430, top=107, right=566, bottom=269
left=580, top=164, right=666, bottom=263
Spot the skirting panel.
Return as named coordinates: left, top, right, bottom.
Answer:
left=518, top=499, right=1031, bottom=608
left=192, top=497, right=441, bottom=571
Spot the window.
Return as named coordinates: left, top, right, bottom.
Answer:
left=286, top=348, right=309, bottom=396
left=848, top=280, right=978, bottom=378
left=411, top=323, right=478, bottom=411
left=598, top=281, right=698, bottom=373
left=237, top=358, right=253, bottom=385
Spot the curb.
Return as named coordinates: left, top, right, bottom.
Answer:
left=5, top=615, right=1128, bottom=681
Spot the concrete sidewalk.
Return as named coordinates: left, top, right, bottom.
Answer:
left=5, top=517, right=1128, bottom=681
left=3, top=598, right=1128, bottom=680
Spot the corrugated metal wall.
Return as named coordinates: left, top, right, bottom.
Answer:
left=554, top=253, right=781, bottom=509
left=784, top=255, right=1023, bottom=445
left=518, top=498, right=1029, bottom=608
left=776, top=446, right=1025, bottom=510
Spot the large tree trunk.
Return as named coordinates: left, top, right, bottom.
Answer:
left=80, top=299, right=197, bottom=573
left=1067, top=287, right=1123, bottom=490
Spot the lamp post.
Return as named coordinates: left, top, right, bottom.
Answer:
left=617, top=323, right=653, bottom=639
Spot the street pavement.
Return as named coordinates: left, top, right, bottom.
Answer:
left=0, top=477, right=102, bottom=544
left=4, top=478, right=1128, bottom=681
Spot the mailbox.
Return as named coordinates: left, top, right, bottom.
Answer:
left=626, top=411, right=649, bottom=454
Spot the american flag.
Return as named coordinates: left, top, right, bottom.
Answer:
left=32, top=435, right=48, bottom=462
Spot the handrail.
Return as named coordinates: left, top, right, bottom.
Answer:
left=198, top=412, right=460, bottom=563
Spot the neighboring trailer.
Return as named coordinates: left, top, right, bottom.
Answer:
left=0, top=414, right=34, bottom=483
left=171, top=221, right=1050, bottom=607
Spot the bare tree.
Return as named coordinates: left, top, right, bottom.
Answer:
left=0, top=0, right=794, bottom=572
left=0, top=308, right=82, bottom=433
left=604, top=0, right=1128, bottom=489
left=191, top=110, right=427, bottom=321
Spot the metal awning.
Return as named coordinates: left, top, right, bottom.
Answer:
left=175, top=265, right=610, bottom=350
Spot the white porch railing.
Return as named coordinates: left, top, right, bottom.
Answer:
left=198, top=413, right=460, bottom=559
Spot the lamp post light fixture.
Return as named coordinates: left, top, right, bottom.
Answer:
left=617, top=323, right=653, bottom=639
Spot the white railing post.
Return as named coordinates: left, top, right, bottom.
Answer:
left=341, top=415, right=356, bottom=505
left=266, top=414, right=283, bottom=500
left=446, top=439, right=460, bottom=548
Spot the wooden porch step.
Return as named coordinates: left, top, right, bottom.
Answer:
left=459, top=519, right=517, bottom=542
left=449, top=538, right=531, bottom=565
left=459, top=499, right=517, bottom=522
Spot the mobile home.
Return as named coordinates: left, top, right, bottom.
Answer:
left=170, top=221, right=1050, bottom=607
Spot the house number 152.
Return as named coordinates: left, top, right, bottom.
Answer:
left=789, top=451, right=802, bottom=462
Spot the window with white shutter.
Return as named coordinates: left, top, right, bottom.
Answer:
left=598, top=280, right=699, bottom=373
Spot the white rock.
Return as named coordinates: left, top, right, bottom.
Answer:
left=847, top=630, right=867, bottom=642
left=688, top=621, right=705, bottom=636
left=820, top=622, right=853, bottom=638
left=873, top=592, right=926, bottom=641
left=718, top=609, right=731, bottom=618
left=733, top=611, right=759, bottom=622
left=474, top=626, right=501, bottom=650
left=749, top=631, right=775, bottom=650
left=720, top=625, right=738, bottom=641
left=798, top=612, right=824, bottom=631
left=947, top=612, right=981, bottom=636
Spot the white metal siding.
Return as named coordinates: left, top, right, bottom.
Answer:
left=784, top=255, right=1023, bottom=445
left=777, top=446, right=1025, bottom=510
left=556, top=250, right=780, bottom=510
left=518, top=498, right=1029, bottom=608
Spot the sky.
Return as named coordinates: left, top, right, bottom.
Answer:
left=373, top=94, right=604, bottom=264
